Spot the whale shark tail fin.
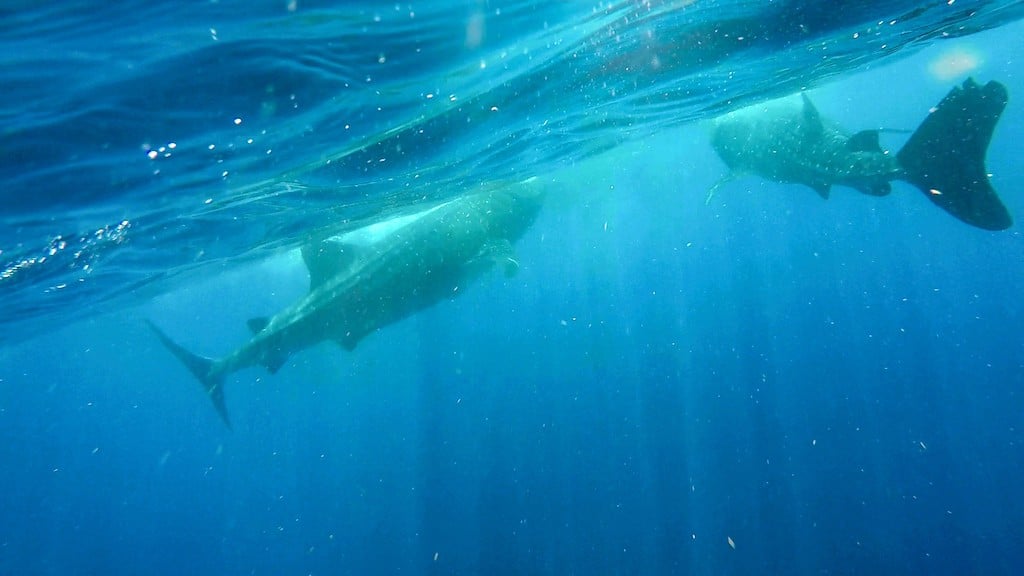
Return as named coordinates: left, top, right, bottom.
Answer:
left=897, top=78, right=1011, bottom=230
left=146, top=320, right=231, bottom=429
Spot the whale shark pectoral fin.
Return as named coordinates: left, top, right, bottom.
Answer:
left=247, top=316, right=270, bottom=334
left=811, top=182, right=831, bottom=200
left=705, top=174, right=738, bottom=205
left=475, top=239, right=518, bottom=276
left=262, top=349, right=288, bottom=374
left=302, top=239, right=363, bottom=291
left=854, top=180, right=891, bottom=197
left=331, top=332, right=359, bottom=351
left=503, top=256, right=520, bottom=278
left=847, top=130, right=882, bottom=153
left=801, top=93, right=823, bottom=135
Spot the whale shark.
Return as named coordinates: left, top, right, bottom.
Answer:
left=709, top=78, right=1011, bottom=230
left=149, top=179, right=545, bottom=427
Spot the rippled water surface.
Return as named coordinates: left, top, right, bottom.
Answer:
left=3, top=0, right=1023, bottom=338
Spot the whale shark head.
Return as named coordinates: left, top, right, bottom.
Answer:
left=482, top=178, right=546, bottom=241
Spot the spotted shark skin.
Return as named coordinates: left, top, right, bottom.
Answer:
left=709, top=78, right=1011, bottom=230
left=149, top=179, right=545, bottom=427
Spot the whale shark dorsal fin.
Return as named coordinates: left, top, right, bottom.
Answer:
left=801, top=93, right=823, bottom=134
left=847, top=130, right=882, bottom=153
left=247, top=316, right=270, bottom=334
left=301, top=239, right=362, bottom=291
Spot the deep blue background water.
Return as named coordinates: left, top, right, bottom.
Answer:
left=2, top=2, right=1024, bottom=575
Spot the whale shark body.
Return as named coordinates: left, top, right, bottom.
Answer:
left=710, top=78, right=1011, bottom=230
left=149, top=180, right=545, bottom=427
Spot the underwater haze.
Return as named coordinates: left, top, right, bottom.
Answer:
left=2, top=1, right=1024, bottom=575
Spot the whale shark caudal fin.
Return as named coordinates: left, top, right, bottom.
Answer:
left=146, top=320, right=232, bottom=429
left=897, top=78, right=1011, bottom=230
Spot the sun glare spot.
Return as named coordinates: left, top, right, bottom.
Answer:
left=928, top=47, right=982, bottom=80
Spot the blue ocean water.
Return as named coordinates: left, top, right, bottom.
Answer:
left=2, top=1, right=1024, bottom=575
